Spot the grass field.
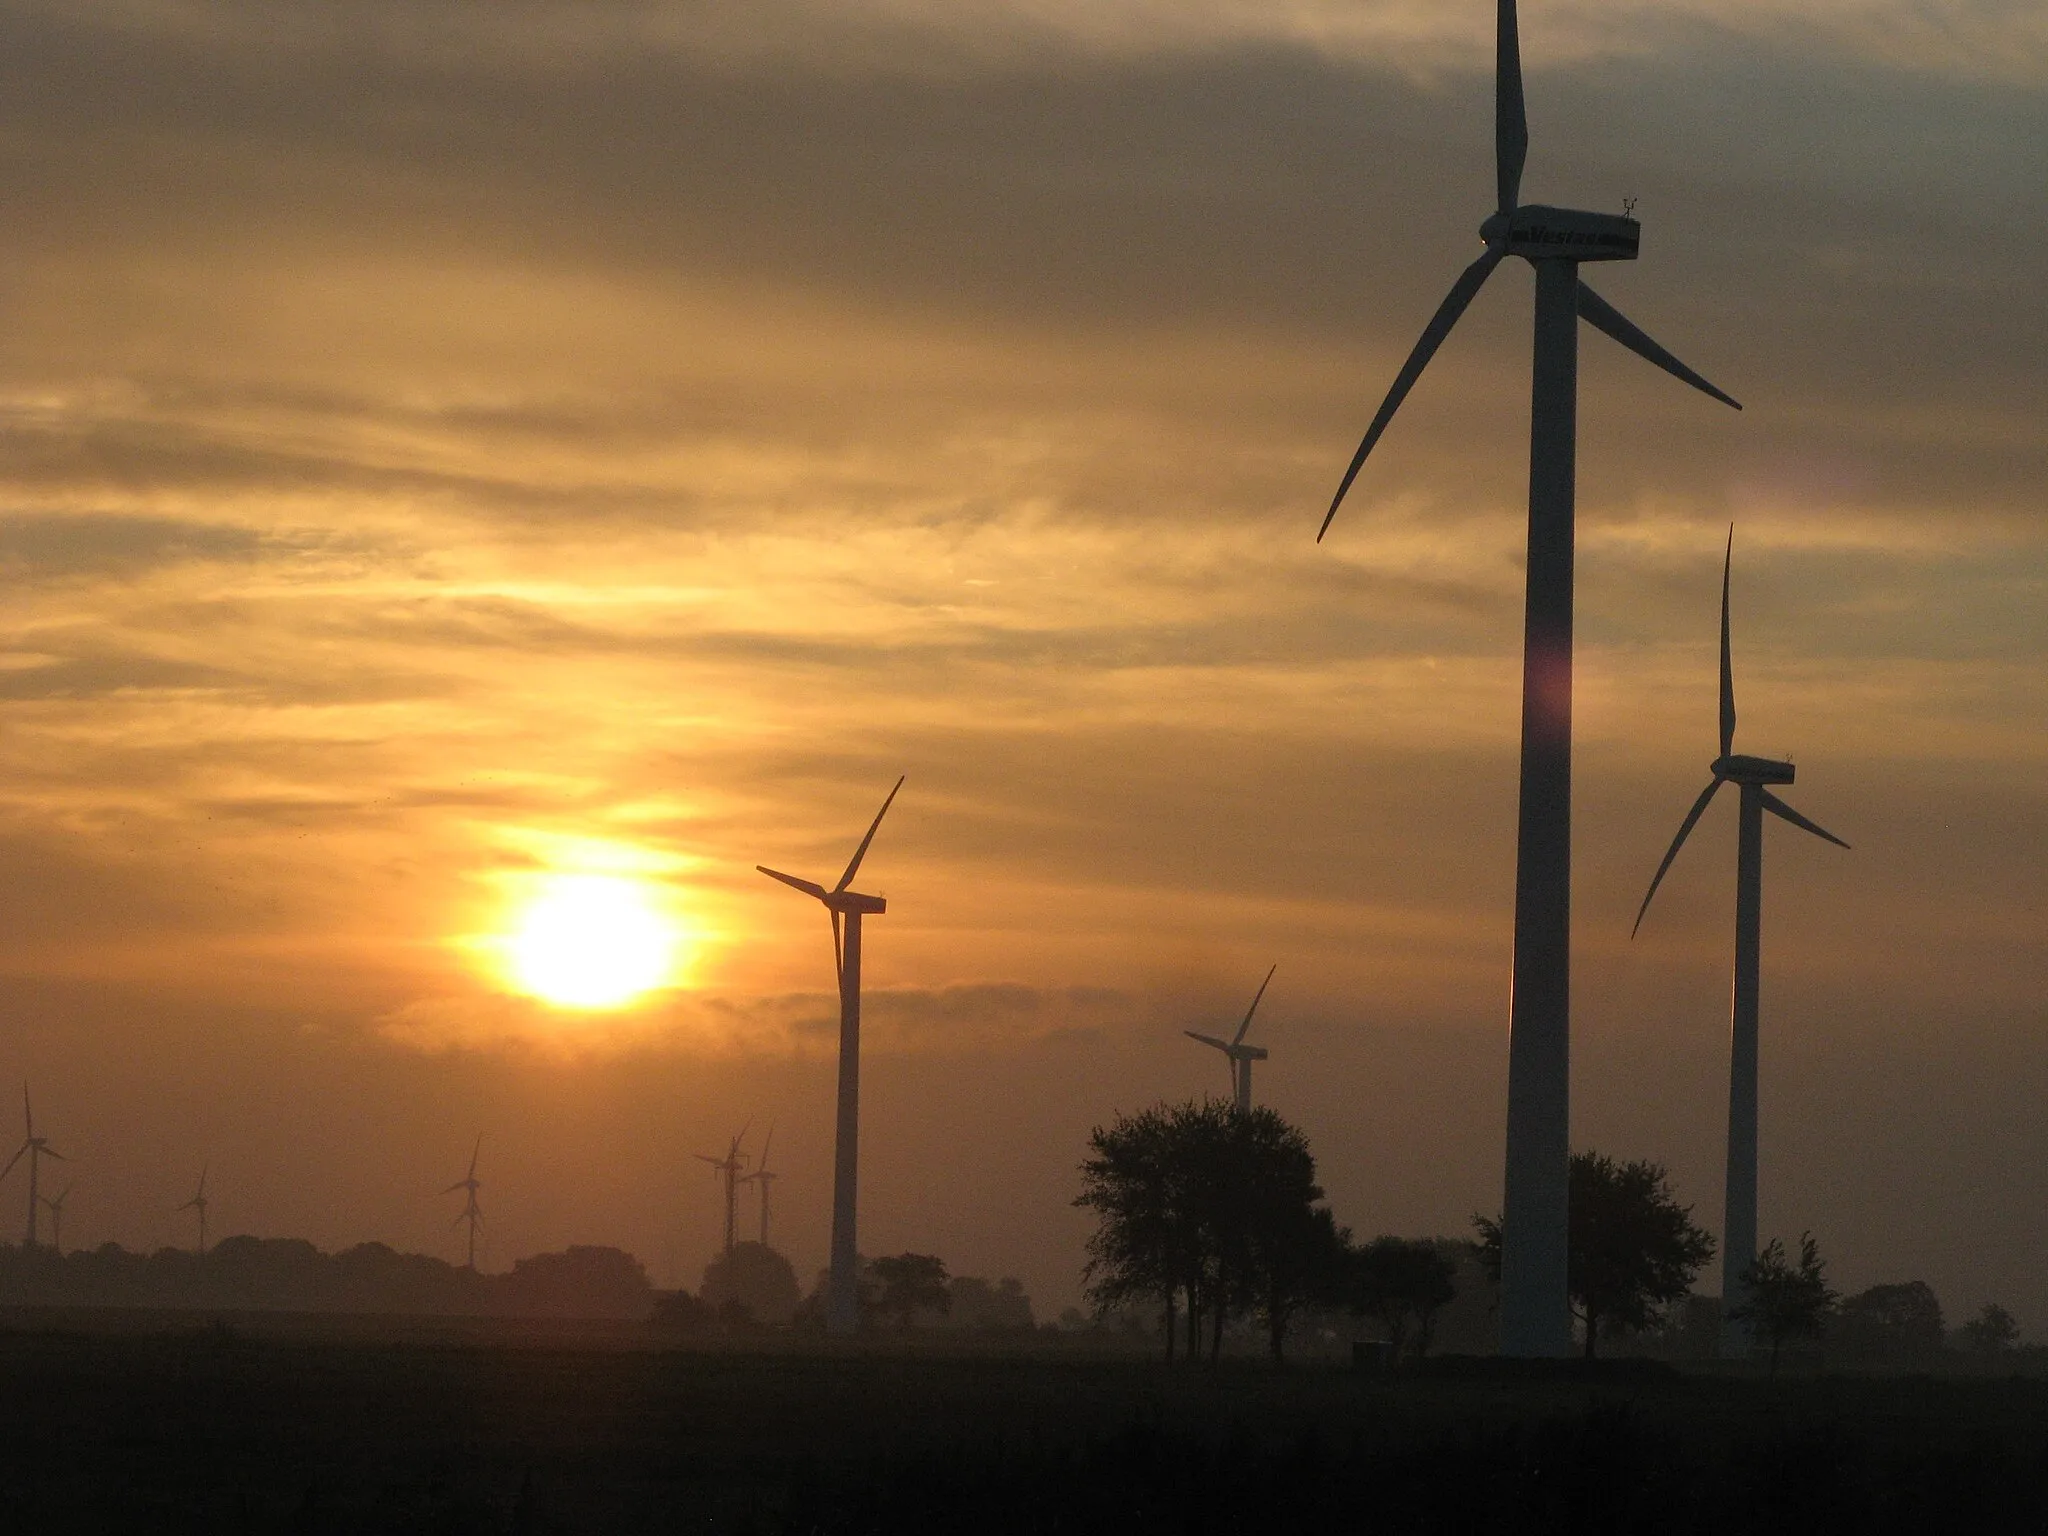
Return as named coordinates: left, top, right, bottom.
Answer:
left=1, top=1314, right=2044, bottom=1533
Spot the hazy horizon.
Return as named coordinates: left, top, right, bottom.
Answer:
left=0, top=0, right=2041, bottom=1323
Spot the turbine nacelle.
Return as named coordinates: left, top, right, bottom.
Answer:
left=1713, top=754, right=1795, bottom=786
left=1480, top=205, right=1641, bottom=262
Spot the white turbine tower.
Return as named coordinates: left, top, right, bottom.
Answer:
left=180, top=1167, right=210, bottom=1256
left=443, top=1137, right=484, bottom=1270
left=1631, top=531, right=1848, bottom=1356
left=740, top=1125, right=780, bottom=1249
left=696, top=1125, right=750, bottom=1257
left=757, top=775, right=903, bottom=1335
left=1317, top=0, right=1740, bottom=1356
left=1184, top=966, right=1276, bottom=1112
left=1, top=1086, right=65, bottom=1248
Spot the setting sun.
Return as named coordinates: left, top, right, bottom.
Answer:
left=502, top=874, right=683, bottom=1010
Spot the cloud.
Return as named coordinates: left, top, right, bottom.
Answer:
left=374, top=980, right=1144, bottom=1056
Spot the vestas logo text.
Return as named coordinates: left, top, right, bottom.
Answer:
left=1517, top=225, right=1638, bottom=251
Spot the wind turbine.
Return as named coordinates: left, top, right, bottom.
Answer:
left=180, top=1167, right=210, bottom=1256
left=1184, top=966, right=1277, bottom=1112
left=696, top=1125, right=750, bottom=1257
left=41, top=1185, right=71, bottom=1257
left=757, top=774, right=904, bottom=1334
left=1, top=1085, right=65, bottom=1248
left=740, top=1124, right=780, bottom=1249
left=443, top=1137, right=483, bottom=1270
left=1317, top=0, right=1741, bottom=1357
left=1631, top=531, right=1848, bottom=1357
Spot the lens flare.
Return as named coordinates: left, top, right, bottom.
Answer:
left=502, top=874, right=681, bottom=1010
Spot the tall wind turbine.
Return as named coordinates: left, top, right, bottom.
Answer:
left=1317, top=0, right=1741, bottom=1356
left=1631, top=531, right=1848, bottom=1356
left=443, top=1137, right=483, bottom=1270
left=41, top=1185, right=71, bottom=1257
left=1, top=1086, right=65, bottom=1248
left=758, top=775, right=904, bottom=1334
left=1184, top=965, right=1277, bottom=1112
left=180, top=1167, right=210, bottom=1256
left=740, top=1124, right=780, bottom=1249
left=696, top=1125, right=750, bottom=1257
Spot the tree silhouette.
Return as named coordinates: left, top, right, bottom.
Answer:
left=869, top=1253, right=950, bottom=1329
left=1254, top=1204, right=1347, bottom=1362
left=1077, top=1100, right=1326, bottom=1362
left=1960, top=1302, right=2020, bottom=1356
left=1833, top=1280, right=1945, bottom=1367
left=1075, top=1103, right=1191, bottom=1359
left=1729, top=1232, right=1835, bottom=1376
left=1477, top=1150, right=1714, bottom=1358
left=700, top=1241, right=801, bottom=1326
left=1344, top=1236, right=1459, bottom=1362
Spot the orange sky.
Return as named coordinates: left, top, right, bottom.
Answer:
left=0, top=1, right=2042, bottom=1322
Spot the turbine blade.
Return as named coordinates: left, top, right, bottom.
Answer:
left=758, top=866, right=828, bottom=901
left=1320, top=245, right=1506, bottom=541
left=40, top=1146, right=63, bottom=1162
left=468, top=1135, right=480, bottom=1182
left=835, top=776, right=905, bottom=893
left=1232, top=964, right=1278, bottom=1046
left=441, top=1181, right=469, bottom=1195
left=0, top=1144, right=24, bottom=1182
left=1496, top=0, right=1527, bottom=215
left=1632, top=778, right=1724, bottom=937
left=1184, top=1031, right=1232, bottom=1052
left=1760, top=790, right=1850, bottom=850
left=758, top=1125, right=773, bottom=1174
left=831, top=907, right=844, bottom=987
left=1720, top=528, right=1736, bottom=757
left=1577, top=281, right=1742, bottom=410
left=22, top=1083, right=30, bottom=1139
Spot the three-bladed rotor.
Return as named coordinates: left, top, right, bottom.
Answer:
left=444, top=1138, right=484, bottom=1266
left=1318, top=0, right=1739, bottom=543
left=1185, top=965, right=1277, bottom=1104
left=1, top=1084, right=63, bottom=1183
left=1633, top=531, right=1849, bottom=936
left=758, top=776, right=903, bottom=980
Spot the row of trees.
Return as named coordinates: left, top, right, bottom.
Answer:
left=1733, top=1236, right=2022, bottom=1372
left=1080, top=1103, right=2027, bottom=1368
left=1076, top=1100, right=1459, bottom=1361
left=0, top=1235, right=656, bottom=1318
left=676, top=1241, right=1035, bottom=1333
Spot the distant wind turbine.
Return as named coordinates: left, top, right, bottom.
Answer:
left=697, top=1125, right=750, bottom=1257
left=740, top=1124, right=780, bottom=1249
left=41, top=1184, right=72, bottom=1257
left=1185, top=966, right=1277, bottom=1112
left=1316, top=0, right=1740, bottom=1357
left=1, top=1086, right=66, bottom=1248
left=1632, top=530, right=1849, bottom=1357
left=757, top=775, right=904, bottom=1334
left=443, top=1137, right=484, bottom=1270
left=180, top=1167, right=210, bottom=1256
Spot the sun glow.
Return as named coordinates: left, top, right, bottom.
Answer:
left=501, top=874, right=684, bottom=1010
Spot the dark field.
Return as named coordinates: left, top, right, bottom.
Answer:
left=3, top=1316, right=2046, bottom=1534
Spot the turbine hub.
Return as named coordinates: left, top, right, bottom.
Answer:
left=825, top=890, right=887, bottom=916
left=1714, top=754, right=1795, bottom=785
left=1480, top=205, right=1640, bottom=263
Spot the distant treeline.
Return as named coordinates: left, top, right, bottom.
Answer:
left=0, top=1237, right=656, bottom=1319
